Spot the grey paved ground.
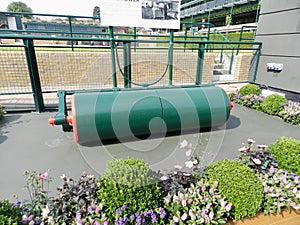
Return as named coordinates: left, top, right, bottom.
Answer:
left=0, top=104, right=299, bottom=201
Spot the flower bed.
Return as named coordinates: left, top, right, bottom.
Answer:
left=0, top=138, right=300, bottom=224
left=230, top=84, right=300, bottom=126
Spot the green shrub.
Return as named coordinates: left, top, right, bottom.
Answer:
left=0, top=105, right=5, bottom=119
left=238, top=84, right=261, bottom=96
left=268, top=137, right=300, bottom=175
left=0, top=200, right=22, bottom=225
left=261, top=94, right=287, bottom=115
left=97, top=158, right=163, bottom=220
left=206, top=159, right=263, bottom=220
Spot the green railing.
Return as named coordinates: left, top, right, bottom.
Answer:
left=236, top=25, right=257, bottom=55
left=0, top=12, right=262, bottom=112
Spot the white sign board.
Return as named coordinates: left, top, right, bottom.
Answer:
left=100, top=0, right=181, bottom=29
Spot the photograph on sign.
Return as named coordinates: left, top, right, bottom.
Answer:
left=100, top=0, right=181, bottom=29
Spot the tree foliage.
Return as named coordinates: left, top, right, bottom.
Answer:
left=6, top=1, right=33, bottom=18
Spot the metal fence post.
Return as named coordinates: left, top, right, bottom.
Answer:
left=229, top=47, right=234, bottom=74
left=196, top=43, right=205, bottom=85
left=123, top=42, right=131, bottom=88
left=109, top=26, right=117, bottom=88
left=68, top=16, right=74, bottom=51
left=184, top=25, right=187, bottom=52
left=168, top=30, right=174, bottom=86
left=133, top=27, right=137, bottom=52
left=23, top=39, right=44, bottom=112
left=253, top=45, right=261, bottom=82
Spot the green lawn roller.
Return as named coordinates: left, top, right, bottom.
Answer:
left=49, top=84, right=233, bottom=146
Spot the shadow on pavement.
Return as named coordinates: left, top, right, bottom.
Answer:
left=0, top=114, right=23, bottom=145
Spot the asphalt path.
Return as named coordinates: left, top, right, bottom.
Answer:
left=0, top=104, right=299, bottom=201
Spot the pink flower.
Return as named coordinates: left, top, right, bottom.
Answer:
left=225, top=203, right=232, bottom=211
left=269, top=166, right=275, bottom=174
left=39, top=172, right=48, bottom=180
left=238, top=146, right=249, bottom=152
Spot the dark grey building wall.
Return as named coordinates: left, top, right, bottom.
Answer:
left=254, top=0, right=300, bottom=93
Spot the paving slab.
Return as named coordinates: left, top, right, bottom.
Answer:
left=0, top=104, right=299, bottom=201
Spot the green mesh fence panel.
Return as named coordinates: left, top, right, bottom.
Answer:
left=0, top=44, right=32, bottom=94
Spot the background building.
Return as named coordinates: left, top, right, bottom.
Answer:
left=180, top=0, right=260, bottom=26
left=254, top=0, right=300, bottom=94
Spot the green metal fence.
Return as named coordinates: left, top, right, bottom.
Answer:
left=0, top=12, right=262, bottom=112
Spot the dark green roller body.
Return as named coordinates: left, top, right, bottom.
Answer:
left=71, top=86, right=231, bottom=146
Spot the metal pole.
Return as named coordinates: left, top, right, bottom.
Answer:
left=68, top=17, right=74, bottom=51
left=23, top=39, right=44, bottom=112
left=168, top=30, right=174, bottom=86
left=196, top=44, right=205, bottom=85
left=228, top=0, right=234, bottom=27
left=253, top=45, right=261, bottom=82
left=184, top=25, right=187, bottom=52
left=123, top=42, right=131, bottom=88
left=229, top=47, right=234, bottom=74
left=133, top=27, right=137, bottom=52
left=236, top=26, right=244, bottom=55
left=255, top=0, right=261, bottom=23
left=109, top=26, right=117, bottom=88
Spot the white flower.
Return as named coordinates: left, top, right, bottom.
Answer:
left=185, top=161, right=194, bottom=169
left=160, top=175, right=168, bottom=181
left=189, top=209, right=195, bottom=220
left=183, top=172, right=191, bottom=176
left=252, top=158, right=262, bottom=165
left=174, top=165, right=182, bottom=170
left=186, top=149, right=192, bottom=157
left=173, top=216, right=179, bottom=222
left=257, top=144, right=268, bottom=149
left=247, top=138, right=255, bottom=144
left=193, top=159, right=198, bottom=165
left=181, top=213, right=188, bottom=221
left=292, top=205, right=300, bottom=210
left=60, top=174, right=66, bottom=179
left=220, top=198, right=226, bottom=208
left=180, top=140, right=188, bottom=148
left=41, top=205, right=50, bottom=219
left=238, top=146, right=249, bottom=152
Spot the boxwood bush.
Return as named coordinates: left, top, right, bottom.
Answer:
left=261, top=94, right=287, bottom=115
left=238, top=84, right=261, bottom=97
left=268, top=137, right=300, bottom=175
left=206, top=159, right=263, bottom=220
left=0, top=200, right=21, bottom=225
left=97, top=158, right=163, bottom=221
